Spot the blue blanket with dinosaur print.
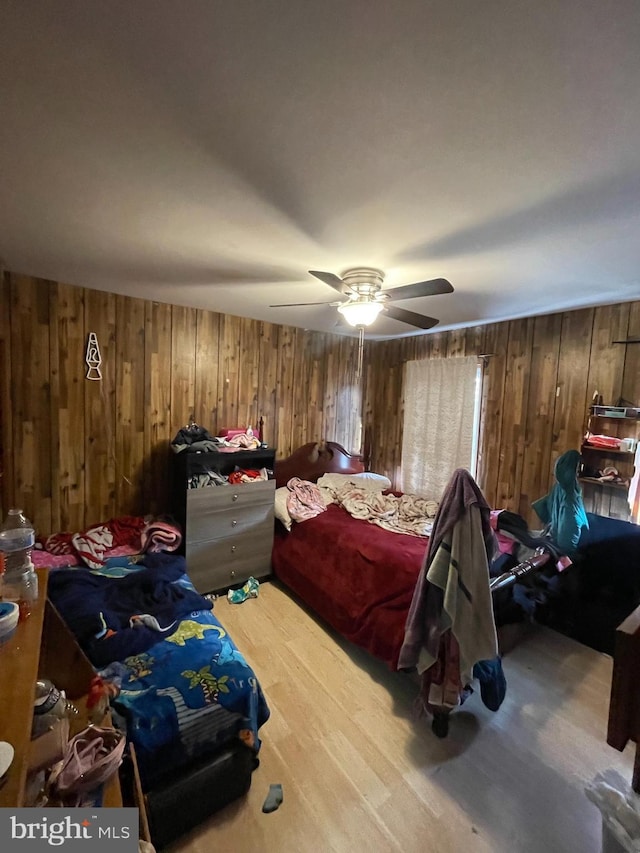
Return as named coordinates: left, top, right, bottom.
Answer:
left=48, top=556, right=269, bottom=785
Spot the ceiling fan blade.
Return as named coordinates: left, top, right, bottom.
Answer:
left=269, top=300, right=337, bottom=307
left=308, top=270, right=354, bottom=295
left=383, top=278, right=454, bottom=301
left=384, top=305, right=440, bottom=330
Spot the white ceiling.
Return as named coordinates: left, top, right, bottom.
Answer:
left=1, top=0, right=640, bottom=339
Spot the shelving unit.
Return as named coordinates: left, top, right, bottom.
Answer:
left=580, top=406, right=640, bottom=520
left=578, top=476, right=629, bottom=491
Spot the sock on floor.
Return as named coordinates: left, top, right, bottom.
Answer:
left=227, top=576, right=260, bottom=604
left=262, top=783, right=283, bottom=814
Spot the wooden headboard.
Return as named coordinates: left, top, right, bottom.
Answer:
left=274, top=441, right=365, bottom=488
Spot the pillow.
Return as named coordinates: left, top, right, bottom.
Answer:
left=316, top=472, right=392, bottom=491
left=274, top=487, right=293, bottom=531
left=351, top=472, right=392, bottom=488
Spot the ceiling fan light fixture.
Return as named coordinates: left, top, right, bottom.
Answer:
left=337, top=300, right=384, bottom=327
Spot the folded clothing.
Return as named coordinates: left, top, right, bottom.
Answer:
left=141, top=520, right=182, bottom=553
left=585, top=434, right=621, bottom=450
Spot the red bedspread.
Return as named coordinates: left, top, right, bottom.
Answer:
left=272, top=504, right=429, bottom=669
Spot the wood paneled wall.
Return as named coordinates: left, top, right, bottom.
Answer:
left=2, top=270, right=638, bottom=535
left=0, top=273, right=362, bottom=536
left=363, top=300, right=640, bottom=523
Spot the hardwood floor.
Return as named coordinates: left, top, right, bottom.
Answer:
left=169, top=580, right=633, bottom=853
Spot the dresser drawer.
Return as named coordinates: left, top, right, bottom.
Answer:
left=186, top=521, right=274, bottom=592
left=187, top=479, right=274, bottom=511
left=186, top=482, right=275, bottom=544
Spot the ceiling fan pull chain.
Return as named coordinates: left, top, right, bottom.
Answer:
left=357, top=327, right=364, bottom=378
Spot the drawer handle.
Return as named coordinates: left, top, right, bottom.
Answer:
left=231, top=545, right=237, bottom=553
left=230, top=569, right=236, bottom=578
left=232, top=494, right=239, bottom=502
left=231, top=519, right=238, bottom=527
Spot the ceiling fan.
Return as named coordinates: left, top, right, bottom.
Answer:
left=270, top=268, right=454, bottom=329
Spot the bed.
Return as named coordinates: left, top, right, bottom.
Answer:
left=272, top=441, right=550, bottom=685
left=274, top=501, right=429, bottom=668
left=272, top=441, right=433, bottom=668
left=46, top=552, right=269, bottom=846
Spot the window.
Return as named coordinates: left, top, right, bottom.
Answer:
left=401, top=356, right=482, bottom=500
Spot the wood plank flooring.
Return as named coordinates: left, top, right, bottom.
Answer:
left=168, top=581, right=633, bottom=853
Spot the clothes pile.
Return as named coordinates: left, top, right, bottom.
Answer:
left=170, top=423, right=219, bottom=454
left=34, top=516, right=182, bottom=570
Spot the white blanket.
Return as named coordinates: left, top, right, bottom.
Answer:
left=325, top=484, right=438, bottom=537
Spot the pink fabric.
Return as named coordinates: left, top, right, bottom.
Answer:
left=490, top=509, right=518, bottom=555
left=32, top=550, right=80, bottom=569
left=35, top=516, right=181, bottom=569
left=556, top=555, right=572, bottom=572
left=228, top=433, right=260, bottom=449
left=141, top=521, right=182, bottom=553
left=286, top=477, right=327, bottom=523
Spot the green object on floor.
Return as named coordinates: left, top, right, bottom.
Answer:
left=227, top=576, right=259, bottom=604
left=262, top=783, right=283, bottom=814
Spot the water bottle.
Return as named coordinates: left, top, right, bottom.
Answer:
left=2, top=557, right=38, bottom=621
left=0, top=508, right=35, bottom=573
left=22, top=556, right=39, bottom=619
left=31, top=678, right=79, bottom=738
left=0, top=510, right=37, bottom=620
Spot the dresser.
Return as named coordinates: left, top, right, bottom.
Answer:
left=171, top=448, right=276, bottom=593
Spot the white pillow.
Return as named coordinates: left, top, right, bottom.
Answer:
left=316, top=472, right=392, bottom=491
left=274, top=487, right=293, bottom=531
left=351, top=472, right=392, bottom=488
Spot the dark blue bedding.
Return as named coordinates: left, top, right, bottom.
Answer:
left=48, top=555, right=269, bottom=785
left=48, top=554, right=212, bottom=666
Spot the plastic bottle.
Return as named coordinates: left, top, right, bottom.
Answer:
left=21, top=556, right=39, bottom=620
left=31, top=678, right=78, bottom=738
left=0, top=510, right=37, bottom=620
left=0, top=508, right=35, bottom=574
left=34, top=678, right=67, bottom=718
left=2, top=557, right=38, bottom=621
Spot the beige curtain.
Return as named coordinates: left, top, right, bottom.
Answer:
left=401, top=356, right=479, bottom=500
